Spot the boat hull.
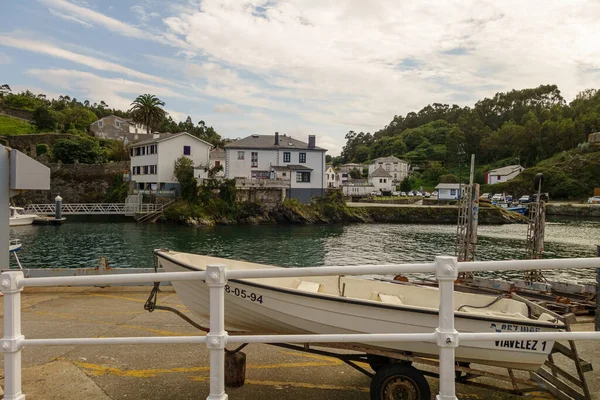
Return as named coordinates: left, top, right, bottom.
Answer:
left=9, top=216, right=36, bottom=226
left=158, top=252, right=560, bottom=371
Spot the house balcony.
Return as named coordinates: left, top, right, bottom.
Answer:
left=133, top=189, right=177, bottom=197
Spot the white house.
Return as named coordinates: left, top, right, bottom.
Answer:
left=485, top=165, right=524, bottom=185
left=368, top=166, right=394, bottom=193
left=224, top=133, right=327, bottom=203
left=435, top=183, right=464, bottom=201
left=325, top=166, right=339, bottom=188
left=209, top=148, right=226, bottom=178
left=129, top=132, right=213, bottom=195
left=342, top=179, right=374, bottom=197
left=90, top=115, right=149, bottom=143
left=368, top=156, right=410, bottom=182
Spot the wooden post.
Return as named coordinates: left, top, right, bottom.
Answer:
left=225, top=351, right=246, bottom=388
left=596, top=245, right=600, bottom=332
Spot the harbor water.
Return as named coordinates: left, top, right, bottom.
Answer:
left=9, top=217, right=600, bottom=283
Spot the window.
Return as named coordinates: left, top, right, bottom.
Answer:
left=132, top=168, right=136, bottom=176
left=149, top=165, right=154, bottom=174
left=149, top=145, right=155, bottom=155
left=299, top=152, right=306, bottom=163
left=450, top=189, right=457, bottom=195
left=296, top=172, right=311, bottom=182
left=379, top=179, right=383, bottom=183
left=183, top=146, right=191, bottom=155
left=238, top=151, right=245, bottom=160
left=251, top=152, right=258, bottom=168
left=283, top=152, right=291, bottom=162
left=135, top=147, right=141, bottom=156
left=115, top=121, right=121, bottom=128
left=143, top=166, right=149, bottom=175
left=215, top=161, right=221, bottom=167
left=497, top=175, right=501, bottom=179
left=136, top=166, right=141, bottom=175
left=129, top=148, right=133, bottom=157
left=282, top=172, right=287, bottom=177
left=98, top=121, right=103, bottom=128
left=142, top=147, right=146, bottom=156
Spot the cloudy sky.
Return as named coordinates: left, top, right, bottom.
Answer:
left=1, top=0, right=599, bottom=155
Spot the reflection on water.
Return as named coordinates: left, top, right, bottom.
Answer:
left=9, top=217, right=600, bottom=283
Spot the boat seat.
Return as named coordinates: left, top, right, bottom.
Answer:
left=377, top=293, right=404, bottom=305
left=296, top=281, right=322, bottom=293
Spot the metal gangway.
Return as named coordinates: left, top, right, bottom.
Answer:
left=23, top=202, right=167, bottom=218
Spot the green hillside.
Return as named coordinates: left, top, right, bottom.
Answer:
left=0, top=115, right=36, bottom=135
left=481, top=146, right=600, bottom=200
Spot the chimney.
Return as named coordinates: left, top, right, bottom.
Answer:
left=308, top=135, right=316, bottom=149
left=274, top=131, right=279, bottom=145
left=153, top=133, right=160, bottom=139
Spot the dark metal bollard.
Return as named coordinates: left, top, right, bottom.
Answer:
left=596, top=245, right=600, bottom=332
left=55, top=195, right=62, bottom=220
left=225, top=351, right=246, bottom=388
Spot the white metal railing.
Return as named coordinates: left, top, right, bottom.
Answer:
left=2, top=256, right=600, bottom=400
left=22, top=203, right=166, bottom=215
left=132, top=189, right=177, bottom=197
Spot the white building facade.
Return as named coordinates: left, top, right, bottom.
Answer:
left=342, top=179, right=374, bottom=197
left=129, top=133, right=212, bottom=195
left=209, top=148, right=226, bottom=178
left=435, top=183, right=464, bottom=201
left=368, top=156, right=410, bottom=182
left=325, top=166, right=339, bottom=188
left=368, top=167, right=394, bottom=193
left=224, top=133, right=327, bottom=203
left=485, top=165, right=524, bottom=185
left=90, top=115, right=149, bottom=143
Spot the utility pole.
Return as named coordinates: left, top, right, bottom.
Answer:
left=525, top=173, right=546, bottom=282
left=456, top=154, right=479, bottom=280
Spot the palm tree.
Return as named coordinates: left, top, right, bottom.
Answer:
left=129, top=94, right=166, bottom=134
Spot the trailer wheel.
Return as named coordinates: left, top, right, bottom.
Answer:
left=370, top=364, right=430, bottom=400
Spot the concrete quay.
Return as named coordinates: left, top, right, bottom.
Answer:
left=0, top=286, right=598, bottom=399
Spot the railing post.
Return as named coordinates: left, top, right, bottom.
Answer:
left=1, top=271, right=26, bottom=400
left=205, top=265, right=228, bottom=400
left=596, top=245, right=600, bottom=331
left=435, top=256, right=459, bottom=400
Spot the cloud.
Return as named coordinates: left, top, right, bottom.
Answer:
left=214, top=104, right=241, bottom=113
left=131, top=4, right=161, bottom=24
left=0, top=35, right=180, bottom=87
left=48, top=7, right=94, bottom=27
left=25, top=68, right=182, bottom=111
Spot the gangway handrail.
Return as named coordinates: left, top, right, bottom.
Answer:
left=2, top=256, right=600, bottom=400
left=23, top=202, right=168, bottom=215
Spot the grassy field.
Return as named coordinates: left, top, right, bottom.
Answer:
left=0, top=115, right=36, bottom=135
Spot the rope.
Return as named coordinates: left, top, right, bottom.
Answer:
left=457, top=294, right=508, bottom=312
left=142, top=260, right=248, bottom=354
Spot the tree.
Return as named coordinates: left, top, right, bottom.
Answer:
left=64, top=107, right=97, bottom=131
left=33, top=106, right=61, bottom=131
left=349, top=168, right=362, bottom=179
left=400, top=177, right=412, bottom=193
left=0, top=84, right=11, bottom=99
left=129, top=94, right=166, bottom=134
left=52, top=137, right=105, bottom=164
left=325, top=155, right=332, bottom=163
left=173, top=156, right=197, bottom=201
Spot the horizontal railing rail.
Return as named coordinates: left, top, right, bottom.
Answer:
left=2, top=256, right=600, bottom=400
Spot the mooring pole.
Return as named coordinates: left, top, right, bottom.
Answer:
left=55, top=195, right=62, bottom=221
left=596, top=245, right=600, bottom=332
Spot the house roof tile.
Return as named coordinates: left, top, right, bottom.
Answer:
left=224, top=135, right=326, bottom=151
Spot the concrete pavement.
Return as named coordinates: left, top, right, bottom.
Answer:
left=0, top=286, right=597, bottom=399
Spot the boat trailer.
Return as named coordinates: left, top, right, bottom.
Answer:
left=146, top=290, right=593, bottom=400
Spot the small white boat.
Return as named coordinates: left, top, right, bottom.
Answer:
left=156, top=250, right=565, bottom=371
left=9, top=207, right=37, bottom=227
left=9, top=239, right=22, bottom=252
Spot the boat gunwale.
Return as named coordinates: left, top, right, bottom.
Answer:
left=156, top=250, right=566, bottom=330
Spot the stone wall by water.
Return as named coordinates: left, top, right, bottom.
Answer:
left=13, top=161, right=129, bottom=204
left=236, top=187, right=286, bottom=208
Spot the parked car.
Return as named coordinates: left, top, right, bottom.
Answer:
left=400, top=192, right=407, bottom=196
left=491, top=193, right=504, bottom=202
left=414, top=191, right=422, bottom=197
left=407, top=192, right=414, bottom=197
left=392, top=191, right=400, bottom=197
left=480, top=193, right=492, bottom=200
left=588, top=196, right=600, bottom=204
left=424, top=192, right=431, bottom=198
left=370, top=191, right=378, bottom=197
left=376, top=191, right=383, bottom=196
left=432, top=191, right=438, bottom=197
left=505, top=195, right=513, bottom=202
left=518, top=195, right=530, bottom=203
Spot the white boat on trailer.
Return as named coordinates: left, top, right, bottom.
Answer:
left=156, top=250, right=565, bottom=373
